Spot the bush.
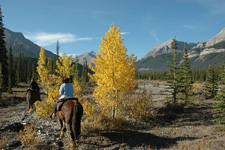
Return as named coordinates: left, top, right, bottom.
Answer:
left=19, top=125, right=37, bottom=147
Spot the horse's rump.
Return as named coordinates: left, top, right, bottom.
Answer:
left=56, top=97, right=79, bottom=112
left=26, top=89, right=40, bottom=109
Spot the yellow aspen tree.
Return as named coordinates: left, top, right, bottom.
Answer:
left=73, top=79, right=82, bottom=101
left=37, top=47, right=48, bottom=93
left=89, top=23, right=137, bottom=118
left=55, top=53, right=74, bottom=77
left=35, top=49, right=74, bottom=116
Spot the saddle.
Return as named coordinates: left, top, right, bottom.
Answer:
left=56, top=97, right=79, bottom=112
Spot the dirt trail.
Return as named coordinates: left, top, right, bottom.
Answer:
left=0, top=83, right=225, bottom=150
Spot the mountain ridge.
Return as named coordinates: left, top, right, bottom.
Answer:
left=137, top=27, right=225, bottom=72
left=4, top=28, right=56, bottom=58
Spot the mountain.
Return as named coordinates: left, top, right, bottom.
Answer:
left=4, top=28, right=55, bottom=58
left=188, top=28, right=225, bottom=69
left=74, top=51, right=96, bottom=65
left=137, top=28, right=225, bottom=72
left=137, top=40, right=196, bottom=72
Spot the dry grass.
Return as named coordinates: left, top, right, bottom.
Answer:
left=0, top=132, right=20, bottom=149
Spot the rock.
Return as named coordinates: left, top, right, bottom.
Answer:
left=1, top=122, right=24, bottom=132
left=7, top=140, right=21, bottom=147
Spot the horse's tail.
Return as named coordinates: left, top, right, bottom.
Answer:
left=71, top=101, right=83, bottom=140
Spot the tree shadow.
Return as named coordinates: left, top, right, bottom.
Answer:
left=96, top=129, right=198, bottom=149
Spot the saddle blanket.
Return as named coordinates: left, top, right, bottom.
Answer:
left=56, top=97, right=79, bottom=111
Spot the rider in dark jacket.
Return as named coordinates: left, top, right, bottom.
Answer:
left=30, top=78, right=40, bottom=91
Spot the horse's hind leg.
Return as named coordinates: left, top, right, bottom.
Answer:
left=66, top=122, right=76, bottom=150
left=59, top=119, right=65, bottom=138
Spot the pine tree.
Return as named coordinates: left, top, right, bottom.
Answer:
left=73, top=55, right=79, bottom=81
left=213, top=63, right=225, bottom=129
left=7, top=45, right=13, bottom=93
left=26, top=58, right=32, bottom=83
left=203, top=65, right=218, bottom=99
left=52, top=41, right=60, bottom=75
left=166, top=38, right=181, bottom=104
left=81, top=59, right=89, bottom=83
left=31, top=63, right=37, bottom=79
left=56, top=40, right=60, bottom=60
left=0, top=63, right=2, bottom=102
left=180, top=44, right=193, bottom=105
left=0, top=6, right=8, bottom=90
left=16, top=54, right=23, bottom=84
left=89, top=23, right=137, bottom=118
left=21, top=55, right=27, bottom=83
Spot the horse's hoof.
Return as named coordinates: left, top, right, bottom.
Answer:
left=60, top=134, right=64, bottom=138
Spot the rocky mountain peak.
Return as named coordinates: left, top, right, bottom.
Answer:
left=142, top=39, right=196, bottom=59
left=205, top=27, right=225, bottom=47
left=74, top=51, right=96, bottom=65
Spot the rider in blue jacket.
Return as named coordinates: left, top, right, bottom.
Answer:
left=50, top=77, right=74, bottom=119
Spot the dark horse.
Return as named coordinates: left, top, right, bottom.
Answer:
left=53, top=96, right=83, bottom=150
left=26, top=89, right=40, bottom=110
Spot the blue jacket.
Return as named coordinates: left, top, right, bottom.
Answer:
left=59, top=83, right=74, bottom=99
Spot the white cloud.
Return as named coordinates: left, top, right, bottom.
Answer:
left=25, top=32, right=92, bottom=46
left=121, top=32, right=130, bottom=35
left=58, top=53, right=79, bottom=58
left=184, top=25, right=195, bottom=29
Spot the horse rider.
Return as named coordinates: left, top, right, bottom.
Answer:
left=50, top=76, right=74, bottom=119
left=30, top=78, right=40, bottom=100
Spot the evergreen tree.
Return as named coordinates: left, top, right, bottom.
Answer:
left=213, top=63, right=225, bottom=129
left=56, top=40, right=59, bottom=59
left=0, top=6, right=8, bottom=90
left=26, top=58, right=32, bottom=83
left=53, top=41, right=60, bottom=74
left=21, top=55, right=27, bottom=83
left=7, top=45, right=13, bottom=93
left=81, top=59, right=89, bottom=83
left=73, top=55, right=79, bottom=81
left=16, top=54, right=25, bottom=83
left=166, top=38, right=181, bottom=104
left=0, top=63, right=2, bottom=102
left=180, top=44, right=193, bottom=105
left=203, top=65, right=218, bottom=99
left=31, top=63, right=37, bottom=79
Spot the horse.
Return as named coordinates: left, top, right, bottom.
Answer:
left=26, top=89, right=40, bottom=110
left=53, top=96, right=83, bottom=150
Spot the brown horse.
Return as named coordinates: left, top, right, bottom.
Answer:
left=26, top=89, right=40, bottom=110
left=53, top=96, right=83, bottom=150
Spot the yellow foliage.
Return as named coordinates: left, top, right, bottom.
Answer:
left=81, top=98, right=96, bottom=122
left=35, top=49, right=76, bottom=116
left=126, top=90, right=155, bottom=120
left=73, top=79, right=82, bottom=101
left=89, top=23, right=137, bottom=118
left=55, top=53, right=74, bottom=77
left=19, top=125, right=37, bottom=146
left=192, top=83, right=200, bottom=93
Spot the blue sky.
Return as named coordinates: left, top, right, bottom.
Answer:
left=1, top=0, right=225, bottom=59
